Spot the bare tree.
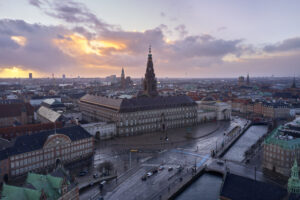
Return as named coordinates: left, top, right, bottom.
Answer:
left=98, top=161, right=114, bottom=176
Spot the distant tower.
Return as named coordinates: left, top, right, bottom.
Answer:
left=238, top=76, right=245, bottom=86
left=246, top=73, right=250, bottom=85
left=29, top=73, right=32, bottom=79
left=62, top=74, right=66, bottom=79
left=291, top=76, right=297, bottom=88
left=121, top=67, right=125, bottom=89
left=142, top=46, right=158, bottom=97
left=288, top=159, right=300, bottom=194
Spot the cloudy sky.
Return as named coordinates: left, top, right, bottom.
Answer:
left=0, top=0, right=300, bottom=78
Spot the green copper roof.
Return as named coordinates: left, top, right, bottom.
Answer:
left=264, top=126, right=300, bottom=150
left=26, top=173, right=63, bottom=200
left=1, top=184, right=42, bottom=200
left=1, top=172, right=66, bottom=200
left=288, top=160, right=300, bottom=194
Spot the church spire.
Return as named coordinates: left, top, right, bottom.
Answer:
left=121, top=67, right=125, bottom=89
left=141, top=46, right=158, bottom=97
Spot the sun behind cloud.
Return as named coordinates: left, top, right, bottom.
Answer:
left=53, top=34, right=126, bottom=57
left=0, top=66, right=43, bottom=78
left=10, top=36, right=27, bottom=46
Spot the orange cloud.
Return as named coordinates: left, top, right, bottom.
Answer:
left=53, top=34, right=126, bottom=57
left=10, top=36, right=27, bottom=46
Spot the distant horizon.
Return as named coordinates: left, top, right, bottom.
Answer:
left=1, top=1, right=300, bottom=78
left=0, top=75, right=298, bottom=80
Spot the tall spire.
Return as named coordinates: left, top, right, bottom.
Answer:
left=288, top=159, right=300, bottom=194
left=121, top=67, right=125, bottom=89
left=292, top=75, right=297, bottom=88
left=142, top=46, right=158, bottom=97
left=246, top=73, right=250, bottom=85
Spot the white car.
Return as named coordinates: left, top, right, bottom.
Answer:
left=147, top=172, right=153, bottom=177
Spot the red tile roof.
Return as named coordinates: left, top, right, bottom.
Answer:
left=0, top=103, right=34, bottom=118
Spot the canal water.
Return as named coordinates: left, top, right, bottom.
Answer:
left=175, top=173, right=223, bottom=200
left=223, top=125, right=268, bottom=162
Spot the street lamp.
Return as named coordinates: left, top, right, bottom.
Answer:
left=129, top=149, right=138, bottom=169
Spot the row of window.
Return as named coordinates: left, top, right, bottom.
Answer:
left=11, top=148, right=93, bottom=176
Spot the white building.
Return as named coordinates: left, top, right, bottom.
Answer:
left=36, top=106, right=61, bottom=123
left=196, top=96, right=231, bottom=123
left=81, top=122, right=117, bottom=140
left=30, top=96, right=61, bottom=107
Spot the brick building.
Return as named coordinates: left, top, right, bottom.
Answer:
left=0, top=122, right=62, bottom=140
left=0, top=103, right=34, bottom=127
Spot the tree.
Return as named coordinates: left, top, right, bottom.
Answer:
left=98, top=161, right=114, bottom=176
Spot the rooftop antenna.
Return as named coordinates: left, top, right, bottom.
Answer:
left=54, top=121, right=57, bottom=134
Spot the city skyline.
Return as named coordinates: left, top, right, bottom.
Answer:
left=1, top=0, right=300, bottom=78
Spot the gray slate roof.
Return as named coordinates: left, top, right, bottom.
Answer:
left=0, top=126, right=92, bottom=161
left=80, top=94, right=196, bottom=113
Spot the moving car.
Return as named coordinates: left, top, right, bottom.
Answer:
left=168, top=167, right=173, bottom=171
left=147, top=172, right=153, bottom=177
left=93, top=173, right=99, bottom=179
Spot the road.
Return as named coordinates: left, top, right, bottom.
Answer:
left=78, top=119, right=248, bottom=200
left=101, top=121, right=235, bottom=200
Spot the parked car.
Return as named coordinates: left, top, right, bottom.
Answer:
left=78, top=171, right=87, bottom=176
left=158, top=166, right=164, bottom=171
left=168, top=167, right=173, bottom=171
left=93, top=173, right=99, bottom=179
left=152, top=168, right=158, bottom=174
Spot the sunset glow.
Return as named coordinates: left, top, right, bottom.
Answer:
left=0, top=66, right=40, bottom=78
left=10, top=36, right=27, bottom=46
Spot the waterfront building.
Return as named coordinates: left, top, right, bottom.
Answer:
left=0, top=126, right=93, bottom=183
left=263, top=117, right=300, bottom=176
left=78, top=47, right=197, bottom=136
left=262, top=101, right=291, bottom=119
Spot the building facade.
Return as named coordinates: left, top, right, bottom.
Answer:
left=79, top=48, right=197, bottom=136
left=81, top=122, right=117, bottom=140
left=0, top=126, right=93, bottom=183
left=196, top=96, right=231, bottom=123
left=0, top=103, right=34, bottom=127
left=263, top=117, right=300, bottom=176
